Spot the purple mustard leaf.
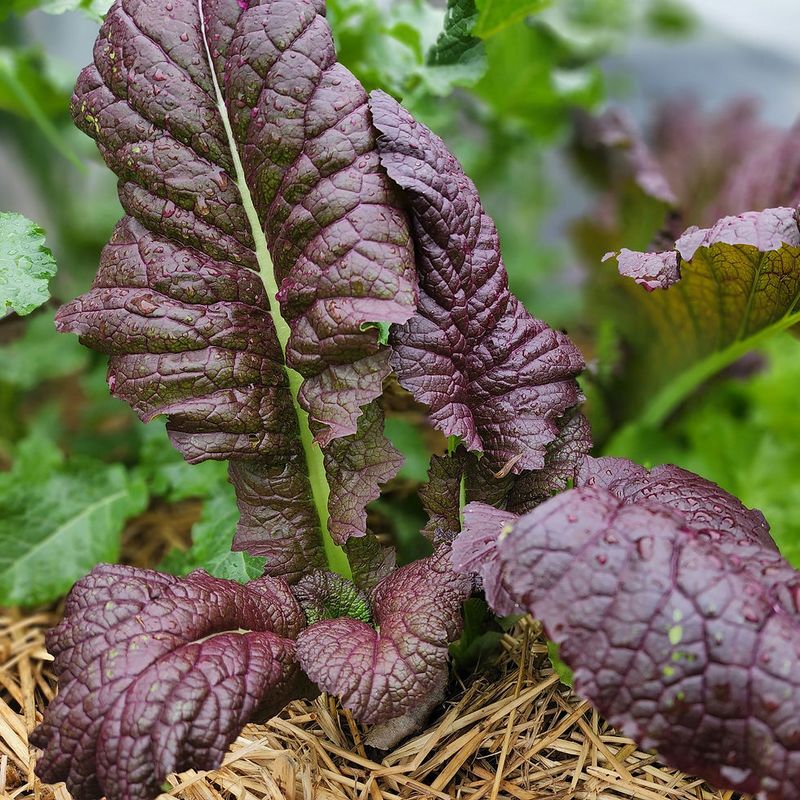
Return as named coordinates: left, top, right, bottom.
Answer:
left=295, top=546, right=471, bottom=724
left=322, top=401, right=404, bottom=545
left=572, top=107, right=678, bottom=207
left=32, top=564, right=310, bottom=800
left=451, top=502, right=520, bottom=616
left=228, top=457, right=326, bottom=583
left=58, top=0, right=419, bottom=572
left=602, top=207, right=800, bottom=421
left=576, top=455, right=775, bottom=550
left=454, top=457, right=800, bottom=798
left=419, top=451, right=466, bottom=541
left=369, top=90, right=585, bottom=475
left=675, top=207, right=800, bottom=262
left=497, top=411, right=593, bottom=513
left=609, top=248, right=681, bottom=291
left=457, top=411, right=592, bottom=516
left=496, top=487, right=800, bottom=798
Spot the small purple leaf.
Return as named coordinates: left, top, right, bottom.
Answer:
left=452, top=502, right=520, bottom=616
left=296, top=546, right=471, bottom=724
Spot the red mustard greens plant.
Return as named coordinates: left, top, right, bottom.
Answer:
left=33, top=1, right=800, bottom=799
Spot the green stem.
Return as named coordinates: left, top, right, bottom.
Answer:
left=201, top=15, right=350, bottom=578
left=605, top=310, right=800, bottom=454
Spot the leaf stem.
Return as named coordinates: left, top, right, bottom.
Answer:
left=200, top=9, right=350, bottom=578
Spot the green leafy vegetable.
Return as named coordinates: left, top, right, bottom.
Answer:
left=0, top=212, right=57, bottom=316
left=0, top=312, right=88, bottom=389
left=425, top=0, right=486, bottom=91
left=0, top=434, right=147, bottom=605
left=0, top=0, right=112, bottom=22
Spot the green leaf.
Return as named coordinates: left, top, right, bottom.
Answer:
left=136, top=419, right=230, bottom=503
left=0, top=49, right=83, bottom=166
left=0, top=213, right=57, bottom=317
left=475, top=22, right=603, bottom=137
left=473, top=0, right=550, bottom=38
left=159, top=482, right=265, bottom=584
left=383, top=417, right=431, bottom=483
left=424, top=0, right=487, bottom=92
left=547, top=640, right=573, bottom=686
left=449, top=597, right=505, bottom=673
left=0, top=434, right=147, bottom=606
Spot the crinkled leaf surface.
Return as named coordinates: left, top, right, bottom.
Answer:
left=296, top=546, right=471, bottom=723
left=323, top=401, right=403, bottom=545
left=605, top=207, right=800, bottom=427
left=342, top=532, right=396, bottom=591
left=370, top=90, right=584, bottom=475
left=56, top=0, right=417, bottom=575
left=294, top=570, right=371, bottom=624
left=0, top=212, right=57, bottom=316
left=577, top=456, right=775, bottom=550
left=457, top=459, right=800, bottom=799
left=32, top=565, right=309, bottom=800
left=451, top=502, right=519, bottom=615
left=0, top=435, right=147, bottom=606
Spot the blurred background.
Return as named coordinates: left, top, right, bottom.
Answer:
left=2, top=0, right=800, bottom=609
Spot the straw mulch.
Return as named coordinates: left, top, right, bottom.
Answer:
left=1, top=610, right=750, bottom=800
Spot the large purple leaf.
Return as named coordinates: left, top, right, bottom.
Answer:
left=370, top=90, right=584, bottom=476
left=295, top=546, right=471, bottom=724
left=32, top=565, right=309, bottom=800
left=455, top=461, right=800, bottom=798
left=56, top=0, right=417, bottom=572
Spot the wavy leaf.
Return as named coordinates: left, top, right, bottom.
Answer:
left=370, top=89, right=584, bottom=475
left=0, top=436, right=147, bottom=606
left=31, top=565, right=310, bottom=800
left=56, top=0, right=418, bottom=575
left=0, top=212, right=57, bottom=316
left=606, top=207, right=800, bottom=430
left=296, top=546, right=470, bottom=723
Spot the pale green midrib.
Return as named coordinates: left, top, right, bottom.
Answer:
left=606, top=308, right=800, bottom=452
left=0, top=490, right=128, bottom=586
left=198, top=4, right=350, bottom=578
